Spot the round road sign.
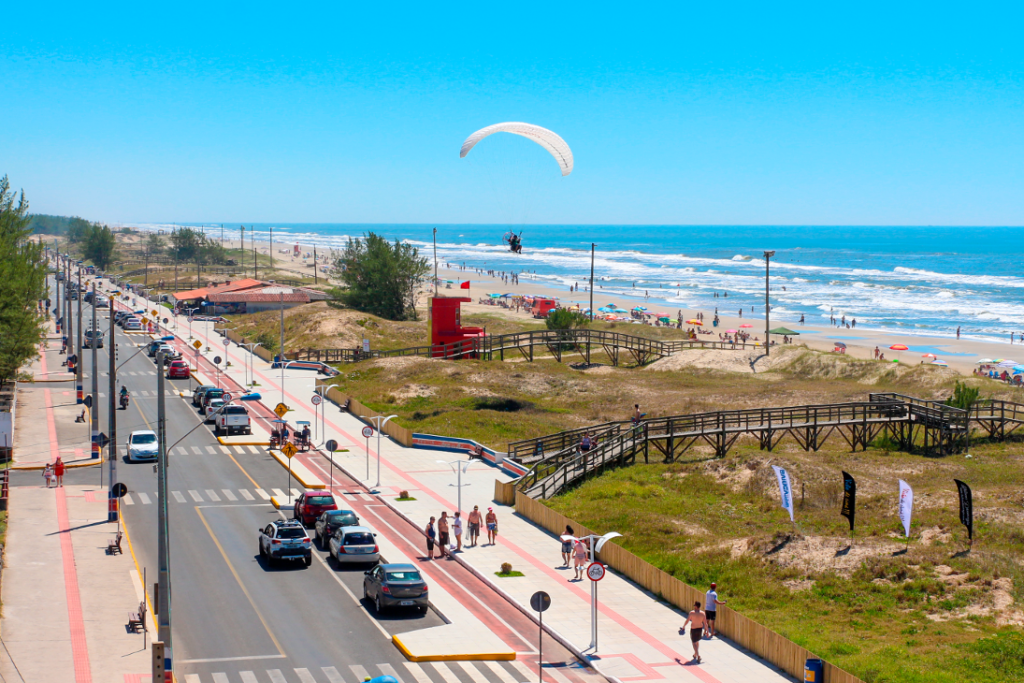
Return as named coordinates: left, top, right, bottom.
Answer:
left=223, top=337, right=230, bottom=346
left=530, top=591, right=551, bottom=612
left=188, top=316, right=194, bottom=323
left=325, top=439, right=338, bottom=452
left=222, top=393, right=232, bottom=402
left=587, top=562, right=606, bottom=582
left=361, top=426, right=374, bottom=438
left=213, top=356, right=222, bottom=364
left=311, top=395, right=323, bottom=406
left=112, top=482, right=128, bottom=498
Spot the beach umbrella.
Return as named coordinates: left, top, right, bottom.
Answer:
left=739, top=323, right=753, bottom=329
left=769, top=327, right=800, bottom=335
left=632, top=306, right=647, bottom=311
left=488, top=293, right=501, bottom=298
left=998, top=360, right=1018, bottom=368
left=834, top=342, right=847, bottom=349
left=1013, top=366, right=1024, bottom=374
left=889, top=343, right=908, bottom=362
left=687, top=319, right=703, bottom=325
left=976, top=358, right=994, bottom=364
left=922, top=353, right=937, bottom=359
left=658, top=316, right=671, bottom=323
left=725, top=329, right=738, bottom=334
left=931, top=360, right=948, bottom=367
left=598, top=306, right=614, bottom=313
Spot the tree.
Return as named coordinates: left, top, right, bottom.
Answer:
left=331, top=232, right=428, bottom=320
left=0, top=176, right=47, bottom=389
left=82, top=223, right=117, bottom=269
left=143, top=233, right=163, bottom=286
left=946, top=381, right=980, bottom=411
left=545, top=307, right=590, bottom=331
left=170, top=227, right=203, bottom=263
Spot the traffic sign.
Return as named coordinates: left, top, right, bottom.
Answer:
left=187, top=316, right=194, bottom=323
left=97, top=432, right=109, bottom=448
left=151, top=310, right=158, bottom=317
left=112, top=482, right=128, bottom=498
left=192, top=340, right=202, bottom=349
left=223, top=338, right=230, bottom=346
left=222, top=393, right=232, bottom=402
left=281, top=442, right=298, bottom=459
left=311, top=395, right=322, bottom=406
left=361, top=426, right=374, bottom=438
left=530, top=591, right=551, bottom=612
left=325, top=439, right=338, bottom=452
left=213, top=356, right=222, bottom=364
left=587, top=562, right=606, bottom=581
left=274, top=403, right=289, bottom=418
left=141, top=317, right=149, bottom=324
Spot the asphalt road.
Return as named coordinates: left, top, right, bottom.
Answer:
left=22, top=271, right=589, bottom=683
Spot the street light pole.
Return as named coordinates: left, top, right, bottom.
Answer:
left=77, top=266, right=84, bottom=404
left=91, top=282, right=99, bottom=462
left=370, top=414, right=397, bottom=488
left=589, top=243, right=595, bottom=322
left=437, top=459, right=472, bottom=514
left=108, top=293, right=118, bottom=522
left=156, top=348, right=173, bottom=678
left=433, top=228, right=438, bottom=297
left=763, top=250, right=775, bottom=357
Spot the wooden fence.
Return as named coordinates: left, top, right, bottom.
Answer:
left=512, top=490, right=862, bottom=683
left=493, top=479, right=516, bottom=505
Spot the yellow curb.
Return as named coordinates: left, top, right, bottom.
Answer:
left=122, top=509, right=157, bottom=634
left=268, top=449, right=325, bottom=489
left=12, top=458, right=102, bottom=471
left=390, top=634, right=515, bottom=662
left=24, top=378, right=76, bottom=383
left=269, top=495, right=294, bottom=510
left=216, top=437, right=271, bottom=446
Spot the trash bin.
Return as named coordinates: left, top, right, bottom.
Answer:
left=804, top=658, right=824, bottom=683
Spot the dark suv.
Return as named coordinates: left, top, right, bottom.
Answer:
left=258, top=520, right=312, bottom=567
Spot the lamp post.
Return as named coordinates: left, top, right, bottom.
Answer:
left=239, top=342, right=262, bottom=387
left=433, top=227, right=438, bottom=297
left=368, top=414, right=397, bottom=488
left=184, top=306, right=199, bottom=340
left=582, top=531, right=622, bottom=653
left=763, top=250, right=775, bottom=356
left=437, top=458, right=473, bottom=514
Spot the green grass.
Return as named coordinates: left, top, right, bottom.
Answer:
left=494, top=570, right=525, bottom=578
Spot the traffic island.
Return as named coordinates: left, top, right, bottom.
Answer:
left=268, top=447, right=326, bottom=489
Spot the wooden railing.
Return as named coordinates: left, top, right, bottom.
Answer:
left=520, top=428, right=644, bottom=499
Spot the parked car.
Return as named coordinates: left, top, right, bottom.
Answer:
left=95, top=297, right=109, bottom=308
left=84, top=291, right=94, bottom=303
left=192, top=385, right=217, bottom=407
left=200, top=388, right=225, bottom=411
left=328, top=525, right=379, bottom=565
left=314, top=509, right=359, bottom=545
left=114, top=311, right=129, bottom=325
left=127, top=430, right=159, bottom=462
left=83, top=330, right=104, bottom=349
left=214, top=405, right=251, bottom=436
left=123, top=318, right=142, bottom=331
left=293, top=491, right=338, bottom=527
left=154, top=345, right=180, bottom=364
left=145, top=340, right=164, bottom=356
left=363, top=563, right=428, bottom=613
left=204, top=398, right=225, bottom=423
left=258, top=520, right=311, bottom=567
left=166, top=360, right=190, bottom=379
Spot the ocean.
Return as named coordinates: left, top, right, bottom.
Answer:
left=147, top=223, right=1024, bottom=343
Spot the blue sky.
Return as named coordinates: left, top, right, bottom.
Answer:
left=3, top=2, right=1024, bottom=226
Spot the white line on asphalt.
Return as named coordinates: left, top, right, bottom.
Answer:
left=220, top=446, right=231, bottom=454
left=191, top=446, right=202, bottom=455
left=542, top=665, right=574, bottom=683
left=247, top=446, right=261, bottom=454
left=189, top=490, right=203, bottom=502
left=205, top=489, right=221, bottom=502
left=271, top=488, right=285, bottom=497
left=172, top=491, right=186, bottom=503
left=402, top=662, right=434, bottom=683
left=461, top=662, right=497, bottom=683
left=175, top=447, right=188, bottom=455
left=136, top=492, right=151, bottom=505
left=509, top=661, right=535, bottom=682
left=212, top=673, right=229, bottom=683
left=378, top=663, right=405, bottom=683
left=290, top=488, right=302, bottom=498
left=177, top=655, right=288, bottom=665
left=322, top=666, right=346, bottom=683
left=184, top=675, right=200, bottom=683
left=482, top=661, right=519, bottom=683
left=240, top=489, right=255, bottom=501
left=122, top=493, right=134, bottom=505
left=350, top=665, right=371, bottom=682
left=268, top=671, right=287, bottom=683
left=254, top=488, right=270, bottom=500
left=429, top=662, right=463, bottom=683
left=295, top=668, right=316, bottom=683
left=240, top=673, right=258, bottom=683
left=206, top=446, right=217, bottom=454
left=222, top=489, right=237, bottom=501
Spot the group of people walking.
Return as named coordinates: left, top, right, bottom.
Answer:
left=42, top=458, right=66, bottom=487
left=423, top=506, right=498, bottom=559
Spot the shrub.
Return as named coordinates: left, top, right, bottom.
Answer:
left=501, top=562, right=512, bottom=574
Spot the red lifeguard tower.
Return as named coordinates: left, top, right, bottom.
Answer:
left=429, top=297, right=484, bottom=358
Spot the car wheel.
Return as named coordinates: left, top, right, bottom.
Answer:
left=376, top=593, right=385, bottom=614
left=419, top=606, right=428, bottom=614
left=304, top=555, right=312, bottom=567
left=259, top=542, right=265, bottom=557
left=363, top=583, right=370, bottom=600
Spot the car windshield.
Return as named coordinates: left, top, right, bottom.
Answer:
left=386, top=570, right=422, bottom=581
left=307, top=496, right=334, bottom=505
left=344, top=533, right=374, bottom=545
left=276, top=528, right=306, bottom=539
left=328, top=511, right=357, bottom=525
left=132, top=434, right=157, bottom=445
left=224, top=406, right=246, bottom=415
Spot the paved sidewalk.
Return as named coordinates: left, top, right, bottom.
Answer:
left=154, top=300, right=796, bottom=683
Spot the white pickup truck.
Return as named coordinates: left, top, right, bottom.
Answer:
left=214, top=405, right=252, bottom=436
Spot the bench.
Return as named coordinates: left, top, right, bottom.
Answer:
left=107, top=530, right=123, bottom=555
left=127, top=600, right=147, bottom=633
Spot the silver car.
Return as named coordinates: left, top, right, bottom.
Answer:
left=127, top=430, right=158, bottom=462
left=328, top=526, right=379, bottom=565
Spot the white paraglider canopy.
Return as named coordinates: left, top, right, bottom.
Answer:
left=460, top=122, right=573, bottom=176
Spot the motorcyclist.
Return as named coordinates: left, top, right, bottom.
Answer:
left=119, top=385, right=129, bottom=408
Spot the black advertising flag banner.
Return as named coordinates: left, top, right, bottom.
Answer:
left=840, top=471, right=856, bottom=531
left=955, top=479, right=973, bottom=540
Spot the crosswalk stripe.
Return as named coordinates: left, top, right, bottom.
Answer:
left=482, top=661, right=519, bottom=683
left=175, top=447, right=188, bottom=455
left=403, top=662, right=434, bottom=683
left=462, top=662, right=498, bottom=683
left=138, top=492, right=151, bottom=504
left=212, top=673, right=229, bottom=683
left=122, top=493, right=134, bottom=506
left=509, top=661, right=535, bottom=682
left=172, top=491, right=186, bottom=503
left=295, top=668, right=316, bottom=683
left=220, top=446, right=231, bottom=454
left=191, top=446, right=202, bottom=455
left=290, top=488, right=303, bottom=498
left=543, top=666, right=573, bottom=683
left=188, top=490, right=203, bottom=502
left=272, top=488, right=285, bottom=497
left=205, top=489, right=221, bottom=502
left=240, top=672, right=258, bottom=683
left=183, top=675, right=200, bottom=683
left=247, top=445, right=260, bottom=454
left=429, top=662, right=463, bottom=683
left=222, top=489, right=237, bottom=501
left=206, top=446, right=217, bottom=454
left=322, top=666, right=346, bottom=683
left=379, top=663, right=405, bottom=683
left=255, top=488, right=270, bottom=500
left=350, top=665, right=371, bottom=682
left=268, top=671, right=287, bottom=683
left=239, top=489, right=254, bottom=501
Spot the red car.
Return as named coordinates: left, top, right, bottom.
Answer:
left=166, top=360, right=190, bottom=379
left=293, top=492, right=337, bottom=527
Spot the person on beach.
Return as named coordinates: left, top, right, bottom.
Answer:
left=957, top=326, right=961, bottom=339
left=437, top=512, right=450, bottom=557
left=425, top=516, right=437, bottom=559
left=632, top=404, right=642, bottom=424
left=572, top=538, right=588, bottom=580
left=468, top=505, right=482, bottom=546
left=705, top=583, right=726, bottom=637
left=681, top=601, right=708, bottom=662
left=485, top=507, right=498, bottom=544
left=561, top=525, right=575, bottom=566
left=43, top=464, right=54, bottom=488
left=874, top=346, right=880, bottom=359
left=452, top=511, right=463, bottom=551
left=54, top=457, right=65, bottom=487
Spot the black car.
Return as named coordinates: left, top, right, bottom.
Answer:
left=363, top=564, right=429, bottom=613
left=191, top=385, right=217, bottom=407
left=314, top=509, right=359, bottom=545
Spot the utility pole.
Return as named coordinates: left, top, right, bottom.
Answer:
left=77, top=267, right=84, bottom=404
left=240, top=226, right=245, bottom=277
left=589, top=244, right=595, bottom=322
left=433, top=228, right=438, bottom=297
left=55, top=248, right=61, bottom=336
left=108, top=292, right=118, bottom=522
left=313, top=245, right=318, bottom=285
left=156, top=349, right=173, bottom=677
left=270, top=227, right=274, bottom=270
left=91, top=282, right=99, bottom=461
left=280, top=290, right=285, bottom=405
left=254, top=244, right=258, bottom=280
left=764, top=250, right=775, bottom=357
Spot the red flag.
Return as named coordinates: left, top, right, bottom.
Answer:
left=460, top=281, right=470, bottom=289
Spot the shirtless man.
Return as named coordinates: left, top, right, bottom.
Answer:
left=467, top=506, right=483, bottom=547
left=680, top=602, right=708, bottom=663
left=437, top=512, right=450, bottom=557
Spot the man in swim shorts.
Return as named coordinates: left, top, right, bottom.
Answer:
left=681, top=601, right=708, bottom=662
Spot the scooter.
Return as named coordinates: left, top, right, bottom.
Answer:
left=120, top=394, right=129, bottom=410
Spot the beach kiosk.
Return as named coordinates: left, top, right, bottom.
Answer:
left=429, top=297, right=484, bottom=358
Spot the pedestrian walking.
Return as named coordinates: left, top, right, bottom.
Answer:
left=452, top=511, right=463, bottom=551
left=467, top=506, right=482, bottom=547
left=424, top=517, right=437, bottom=559
left=43, top=464, right=54, bottom=488
left=561, top=525, right=575, bottom=567
left=485, top=507, right=498, bottom=545
left=438, top=512, right=450, bottom=557
left=705, top=583, right=726, bottom=637
left=681, top=601, right=708, bottom=662
left=572, top=538, right=588, bottom=580
left=53, top=457, right=65, bottom=487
